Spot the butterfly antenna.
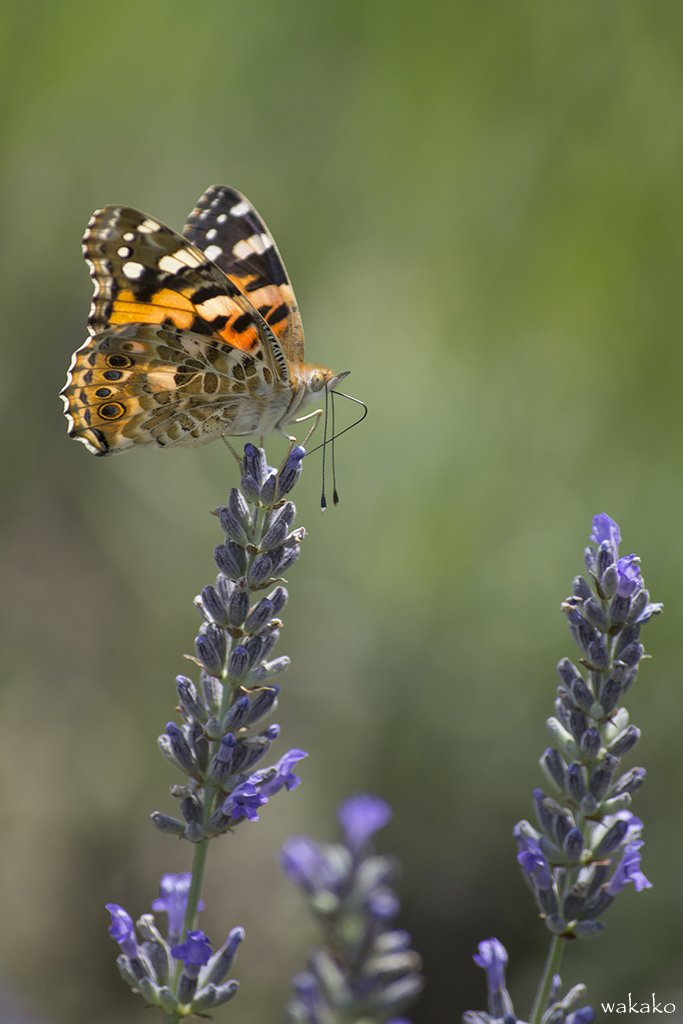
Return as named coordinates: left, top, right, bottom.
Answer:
left=305, top=391, right=368, bottom=456
left=320, top=387, right=330, bottom=511
left=331, top=392, right=340, bottom=506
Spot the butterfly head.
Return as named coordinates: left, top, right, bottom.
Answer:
left=294, top=365, right=350, bottom=398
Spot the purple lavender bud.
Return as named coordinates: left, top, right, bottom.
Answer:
left=276, top=544, right=300, bottom=573
left=244, top=598, right=274, bottom=634
left=277, top=446, right=306, bottom=498
left=570, top=678, right=595, bottom=714
left=584, top=546, right=596, bottom=574
left=232, top=733, right=275, bottom=774
left=173, top=931, right=213, bottom=1003
left=246, top=685, right=280, bottom=725
left=600, top=563, right=618, bottom=599
left=106, top=904, right=139, bottom=959
left=604, top=840, right=652, bottom=895
left=254, top=748, right=307, bottom=797
left=572, top=576, right=593, bottom=601
left=243, top=442, right=267, bottom=486
left=563, top=828, right=584, bottom=863
left=580, top=729, right=601, bottom=759
left=583, top=599, right=608, bottom=633
left=533, top=789, right=557, bottom=837
left=566, top=763, right=587, bottom=802
left=537, top=886, right=560, bottom=917
left=586, top=637, right=609, bottom=670
left=201, top=671, right=223, bottom=716
left=248, top=553, right=274, bottom=587
left=218, top=507, right=249, bottom=546
left=595, top=540, right=616, bottom=580
left=553, top=810, right=573, bottom=847
left=259, top=472, right=277, bottom=505
left=204, top=716, right=223, bottom=741
left=567, top=1009, right=595, bottom=1024
left=243, top=634, right=264, bottom=670
left=176, top=676, right=207, bottom=723
left=592, top=819, right=628, bottom=858
left=591, top=514, right=621, bottom=552
left=165, top=722, right=199, bottom=776
left=614, top=622, right=640, bottom=657
left=264, top=501, right=296, bottom=533
left=227, top=645, right=249, bottom=682
left=184, top=822, right=206, bottom=843
left=514, top=824, right=553, bottom=890
left=607, top=725, right=640, bottom=757
left=195, top=624, right=227, bottom=676
left=636, top=601, right=663, bottom=624
left=337, top=794, right=392, bottom=851
left=260, top=519, right=289, bottom=553
left=562, top=886, right=586, bottom=920
left=228, top=487, right=252, bottom=530
left=222, top=695, right=250, bottom=732
left=540, top=748, right=567, bottom=791
left=151, top=873, right=204, bottom=942
left=260, top=627, right=281, bottom=662
left=246, top=665, right=268, bottom=685
left=580, top=794, right=599, bottom=817
left=227, top=587, right=249, bottom=628
left=615, top=642, right=644, bottom=669
left=557, top=656, right=582, bottom=686
left=192, top=979, right=240, bottom=1011
left=615, top=554, right=643, bottom=598
left=598, top=674, right=623, bottom=713
left=202, top=926, right=245, bottom=987
left=180, top=792, right=203, bottom=825
left=209, top=733, right=237, bottom=785
left=588, top=755, right=617, bottom=801
left=473, top=938, right=513, bottom=1020
left=608, top=593, right=631, bottom=630
left=611, top=767, right=646, bottom=796
left=200, top=585, right=228, bottom=626
left=626, top=588, right=648, bottom=622
left=569, top=710, right=588, bottom=744
left=214, top=542, right=246, bottom=578
left=151, top=812, right=185, bottom=837
left=268, top=586, right=288, bottom=615
left=580, top=887, right=614, bottom=920
left=188, top=719, right=209, bottom=772
left=222, top=781, right=268, bottom=821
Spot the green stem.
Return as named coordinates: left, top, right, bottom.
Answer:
left=183, top=839, right=210, bottom=935
left=530, top=935, right=565, bottom=1024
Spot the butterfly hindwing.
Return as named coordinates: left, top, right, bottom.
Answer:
left=62, top=322, right=293, bottom=455
left=183, top=185, right=305, bottom=364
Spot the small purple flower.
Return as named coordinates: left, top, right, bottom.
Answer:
left=151, top=873, right=204, bottom=941
left=615, top=554, right=643, bottom=598
left=171, top=929, right=213, bottom=978
left=567, top=1010, right=595, bottom=1024
left=514, top=826, right=553, bottom=890
left=605, top=841, right=652, bottom=895
left=473, top=937, right=508, bottom=991
left=222, top=781, right=268, bottom=821
left=255, top=748, right=308, bottom=797
left=106, top=903, right=138, bottom=959
left=337, top=794, right=392, bottom=851
left=590, top=514, right=621, bottom=553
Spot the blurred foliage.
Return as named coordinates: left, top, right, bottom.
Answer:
left=1, top=0, right=683, bottom=1021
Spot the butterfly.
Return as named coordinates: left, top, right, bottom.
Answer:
left=61, top=186, right=349, bottom=455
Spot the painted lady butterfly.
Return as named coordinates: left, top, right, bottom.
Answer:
left=61, top=186, right=347, bottom=455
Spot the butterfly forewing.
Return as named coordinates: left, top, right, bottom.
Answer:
left=183, top=185, right=305, bottom=363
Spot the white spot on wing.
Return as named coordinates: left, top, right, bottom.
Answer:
left=122, top=231, right=135, bottom=241
left=206, top=229, right=217, bottom=240
left=216, top=214, right=227, bottom=224
left=117, top=246, right=131, bottom=258
left=232, top=234, right=273, bottom=260
left=204, top=245, right=223, bottom=261
left=138, top=218, right=161, bottom=234
left=196, top=295, right=238, bottom=319
left=229, top=200, right=250, bottom=217
left=122, top=261, right=145, bottom=279
left=158, top=248, right=204, bottom=273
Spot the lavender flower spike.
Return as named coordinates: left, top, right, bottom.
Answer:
left=282, top=797, right=424, bottom=1024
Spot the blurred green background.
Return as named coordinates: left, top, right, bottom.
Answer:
left=1, top=0, right=683, bottom=1020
